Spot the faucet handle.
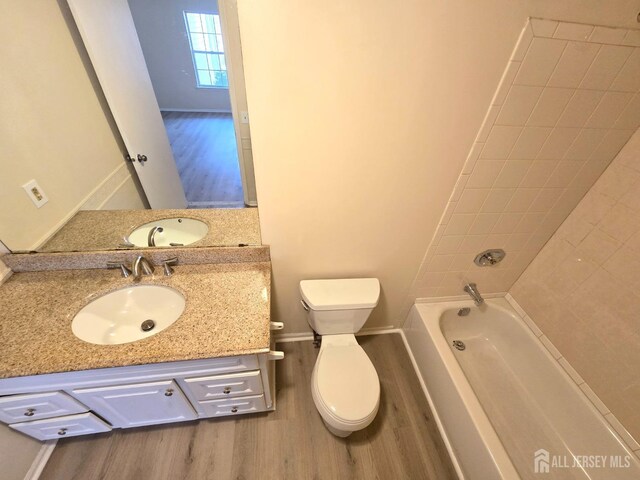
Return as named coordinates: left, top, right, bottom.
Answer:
left=161, top=257, right=179, bottom=276
left=107, top=261, right=132, bottom=278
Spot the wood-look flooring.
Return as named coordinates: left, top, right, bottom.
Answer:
left=40, top=334, right=456, bottom=480
left=162, top=111, right=244, bottom=206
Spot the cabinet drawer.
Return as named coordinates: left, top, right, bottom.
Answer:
left=10, top=412, right=111, bottom=441
left=184, top=370, right=263, bottom=401
left=199, top=394, right=266, bottom=417
left=0, top=391, right=88, bottom=424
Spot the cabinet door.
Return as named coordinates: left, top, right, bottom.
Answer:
left=73, top=380, right=196, bottom=428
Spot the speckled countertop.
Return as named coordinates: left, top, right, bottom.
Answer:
left=0, top=262, right=271, bottom=378
left=36, top=208, right=261, bottom=253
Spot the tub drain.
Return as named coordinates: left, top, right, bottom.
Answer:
left=452, top=340, right=466, bottom=351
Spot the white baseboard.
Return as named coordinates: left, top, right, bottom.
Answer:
left=188, top=201, right=245, bottom=209
left=24, top=440, right=56, bottom=480
left=160, top=108, right=232, bottom=114
left=274, top=326, right=398, bottom=344
left=274, top=332, right=314, bottom=343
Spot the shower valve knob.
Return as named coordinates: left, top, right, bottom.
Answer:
left=474, top=249, right=506, bottom=267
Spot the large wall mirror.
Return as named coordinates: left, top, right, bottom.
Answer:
left=0, top=0, right=259, bottom=253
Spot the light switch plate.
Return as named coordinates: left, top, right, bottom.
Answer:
left=22, top=179, right=49, bottom=208
left=240, top=111, right=249, bottom=124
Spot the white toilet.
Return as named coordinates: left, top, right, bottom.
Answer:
left=299, top=278, right=381, bottom=437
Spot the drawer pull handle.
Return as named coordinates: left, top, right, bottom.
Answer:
left=24, top=408, right=36, bottom=417
left=165, top=389, right=174, bottom=397
left=58, top=428, right=67, bottom=436
left=223, top=387, right=231, bottom=394
left=231, top=407, right=238, bottom=413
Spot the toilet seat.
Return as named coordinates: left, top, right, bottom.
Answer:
left=311, top=335, right=380, bottom=431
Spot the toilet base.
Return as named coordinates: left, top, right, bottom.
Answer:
left=322, top=418, right=352, bottom=438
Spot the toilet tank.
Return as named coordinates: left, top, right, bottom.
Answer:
left=299, top=278, right=380, bottom=335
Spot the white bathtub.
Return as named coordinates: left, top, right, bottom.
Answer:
left=403, top=298, right=640, bottom=480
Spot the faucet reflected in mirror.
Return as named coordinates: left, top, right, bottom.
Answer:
left=147, top=226, right=164, bottom=247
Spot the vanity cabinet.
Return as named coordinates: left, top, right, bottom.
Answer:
left=0, top=353, right=279, bottom=441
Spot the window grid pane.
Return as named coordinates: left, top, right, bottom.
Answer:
left=184, top=11, right=228, bottom=88
left=203, top=15, right=216, bottom=33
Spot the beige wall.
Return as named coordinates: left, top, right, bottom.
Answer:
left=129, top=0, right=232, bottom=112
left=237, top=0, right=639, bottom=334
left=511, top=127, right=640, bottom=441
left=0, top=1, right=145, bottom=251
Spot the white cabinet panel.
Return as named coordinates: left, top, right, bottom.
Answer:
left=184, top=370, right=263, bottom=401
left=10, top=412, right=111, bottom=440
left=73, top=380, right=196, bottom=428
left=0, top=391, right=88, bottom=424
left=199, top=394, right=266, bottom=417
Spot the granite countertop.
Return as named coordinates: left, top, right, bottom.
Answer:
left=0, top=262, right=271, bottom=378
left=36, top=208, right=261, bottom=253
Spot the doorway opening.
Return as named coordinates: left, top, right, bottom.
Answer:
left=129, top=1, right=246, bottom=208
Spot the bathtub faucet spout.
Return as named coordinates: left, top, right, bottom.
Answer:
left=464, top=283, right=484, bottom=306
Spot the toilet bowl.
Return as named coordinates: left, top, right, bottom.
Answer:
left=311, top=334, right=380, bottom=437
left=300, top=278, right=381, bottom=437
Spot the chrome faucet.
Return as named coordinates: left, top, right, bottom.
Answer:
left=464, top=283, right=484, bottom=306
left=148, top=226, right=164, bottom=247
left=132, top=255, right=154, bottom=280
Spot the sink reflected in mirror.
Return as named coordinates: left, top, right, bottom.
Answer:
left=72, top=285, right=186, bottom=345
left=127, top=218, right=209, bottom=247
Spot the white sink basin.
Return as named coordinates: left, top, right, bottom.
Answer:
left=72, top=285, right=186, bottom=345
left=127, top=218, right=208, bottom=247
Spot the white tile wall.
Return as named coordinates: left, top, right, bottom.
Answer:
left=503, top=293, right=640, bottom=455
left=414, top=18, right=640, bottom=298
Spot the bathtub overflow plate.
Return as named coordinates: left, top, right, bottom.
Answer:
left=452, top=340, right=466, bottom=351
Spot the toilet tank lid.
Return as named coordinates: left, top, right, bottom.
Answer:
left=299, top=278, right=380, bottom=311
